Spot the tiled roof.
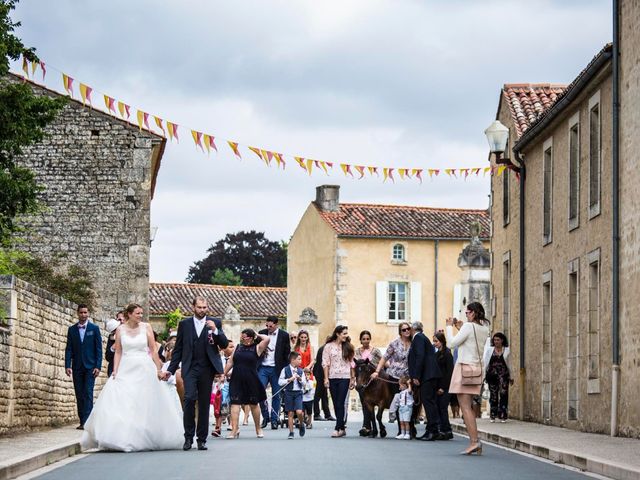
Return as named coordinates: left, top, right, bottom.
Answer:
left=514, top=43, right=613, bottom=151
left=315, top=203, right=489, bottom=239
left=149, top=283, right=287, bottom=319
left=503, top=84, right=567, bottom=138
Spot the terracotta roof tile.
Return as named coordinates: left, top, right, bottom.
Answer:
left=315, top=203, right=489, bottom=239
left=503, top=83, right=567, bottom=138
left=149, top=283, right=287, bottom=319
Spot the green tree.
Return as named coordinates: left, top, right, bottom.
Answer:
left=0, top=0, right=66, bottom=244
left=187, top=231, right=287, bottom=287
left=211, top=268, right=243, bottom=286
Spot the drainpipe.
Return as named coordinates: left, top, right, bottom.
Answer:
left=611, top=0, right=620, bottom=438
left=513, top=151, right=526, bottom=420
left=434, top=239, right=439, bottom=333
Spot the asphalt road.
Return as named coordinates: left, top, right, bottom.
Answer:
left=34, top=421, right=592, bottom=480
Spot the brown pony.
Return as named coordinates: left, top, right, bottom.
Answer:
left=354, top=359, right=395, bottom=438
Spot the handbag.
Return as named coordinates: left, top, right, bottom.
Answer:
left=460, top=324, right=484, bottom=386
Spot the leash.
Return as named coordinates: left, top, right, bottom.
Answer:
left=361, top=374, right=400, bottom=389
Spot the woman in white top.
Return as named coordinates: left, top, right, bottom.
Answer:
left=446, top=302, right=490, bottom=456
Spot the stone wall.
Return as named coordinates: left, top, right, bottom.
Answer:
left=618, top=0, right=640, bottom=439
left=0, top=275, right=107, bottom=435
left=8, top=74, right=164, bottom=322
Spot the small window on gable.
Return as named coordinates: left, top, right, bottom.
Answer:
left=392, top=244, right=406, bottom=262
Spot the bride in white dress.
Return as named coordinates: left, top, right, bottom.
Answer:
left=82, top=304, right=183, bottom=452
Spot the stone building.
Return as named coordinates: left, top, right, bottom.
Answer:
left=489, top=1, right=639, bottom=438
left=8, top=73, right=166, bottom=321
left=148, top=282, right=287, bottom=342
left=288, top=185, right=489, bottom=347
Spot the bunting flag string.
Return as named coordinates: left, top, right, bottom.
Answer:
left=79, top=83, right=92, bottom=105
left=15, top=53, right=512, bottom=184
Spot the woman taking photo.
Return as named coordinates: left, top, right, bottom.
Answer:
left=446, top=302, right=490, bottom=455
left=224, top=329, right=270, bottom=439
left=483, top=332, right=513, bottom=423
left=294, top=329, right=315, bottom=373
left=355, top=330, right=382, bottom=435
left=322, top=325, right=355, bottom=437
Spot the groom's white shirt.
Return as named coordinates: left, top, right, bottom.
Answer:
left=193, top=316, right=206, bottom=337
left=193, top=315, right=219, bottom=338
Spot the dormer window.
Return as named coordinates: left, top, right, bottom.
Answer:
left=392, top=243, right=406, bottom=263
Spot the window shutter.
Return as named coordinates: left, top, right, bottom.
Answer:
left=375, top=281, right=387, bottom=323
left=410, top=282, right=422, bottom=322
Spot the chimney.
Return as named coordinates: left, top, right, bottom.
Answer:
left=315, top=185, right=340, bottom=212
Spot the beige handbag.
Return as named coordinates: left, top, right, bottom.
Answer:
left=460, top=324, right=483, bottom=386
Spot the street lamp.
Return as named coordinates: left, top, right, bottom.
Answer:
left=150, top=226, right=158, bottom=246
left=484, top=120, right=520, bottom=171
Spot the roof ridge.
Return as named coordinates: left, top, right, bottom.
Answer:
left=150, top=282, right=287, bottom=291
left=335, top=202, right=488, bottom=214
left=503, top=83, right=568, bottom=89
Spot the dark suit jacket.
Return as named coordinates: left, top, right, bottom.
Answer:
left=312, top=345, right=325, bottom=381
left=408, top=332, right=441, bottom=382
left=258, top=328, right=291, bottom=373
left=167, top=316, right=228, bottom=377
left=65, top=322, right=102, bottom=371
left=435, top=347, right=454, bottom=391
left=105, top=335, right=116, bottom=365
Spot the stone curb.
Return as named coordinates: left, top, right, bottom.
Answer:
left=451, top=424, right=640, bottom=480
left=0, top=441, right=81, bottom=480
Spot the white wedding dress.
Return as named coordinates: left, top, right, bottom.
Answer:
left=81, top=325, right=183, bottom=452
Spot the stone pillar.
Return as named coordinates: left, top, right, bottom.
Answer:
left=455, top=222, right=491, bottom=319
left=295, top=307, right=321, bottom=350
left=222, top=305, right=243, bottom=344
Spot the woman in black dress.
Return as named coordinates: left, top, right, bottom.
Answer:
left=223, top=329, right=270, bottom=439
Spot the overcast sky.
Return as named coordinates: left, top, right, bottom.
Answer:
left=12, top=0, right=611, bottom=282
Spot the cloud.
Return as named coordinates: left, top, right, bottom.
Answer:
left=11, top=0, right=611, bottom=281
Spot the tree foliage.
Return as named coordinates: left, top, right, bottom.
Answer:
left=211, top=268, right=243, bottom=286
left=0, top=248, right=97, bottom=309
left=187, top=231, right=287, bottom=287
left=0, top=0, right=66, bottom=244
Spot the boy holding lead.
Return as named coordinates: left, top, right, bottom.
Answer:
left=278, top=351, right=308, bottom=439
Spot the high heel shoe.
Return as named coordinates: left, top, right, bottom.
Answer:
left=256, top=430, right=264, bottom=438
left=460, top=442, right=482, bottom=455
left=226, top=431, right=240, bottom=439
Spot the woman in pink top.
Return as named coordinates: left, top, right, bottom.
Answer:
left=322, top=325, right=355, bottom=437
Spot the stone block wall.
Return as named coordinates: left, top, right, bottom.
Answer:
left=7, top=74, right=164, bottom=322
left=0, top=275, right=107, bottom=435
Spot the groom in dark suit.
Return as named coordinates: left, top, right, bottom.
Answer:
left=166, top=296, right=228, bottom=451
left=64, top=304, right=102, bottom=429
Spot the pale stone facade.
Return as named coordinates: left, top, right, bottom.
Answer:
left=0, top=276, right=108, bottom=434
left=288, top=186, right=489, bottom=348
left=617, top=0, right=640, bottom=439
left=8, top=74, right=165, bottom=323
left=490, top=6, right=640, bottom=436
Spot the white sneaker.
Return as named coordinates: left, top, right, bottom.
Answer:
left=403, top=433, right=411, bottom=440
left=501, top=419, right=507, bottom=423
left=395, top=433, right=404, bottom=439
left=490, top=418, right=495, bottom=423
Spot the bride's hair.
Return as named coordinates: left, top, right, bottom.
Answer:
left=124, top=303, right=142, bottom=318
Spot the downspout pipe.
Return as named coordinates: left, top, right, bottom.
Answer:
left=513, top=151, right=526, bottom=420
left=434, top=240, right=439, bottom=334
left=611, top=0, right=620, bottom=438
